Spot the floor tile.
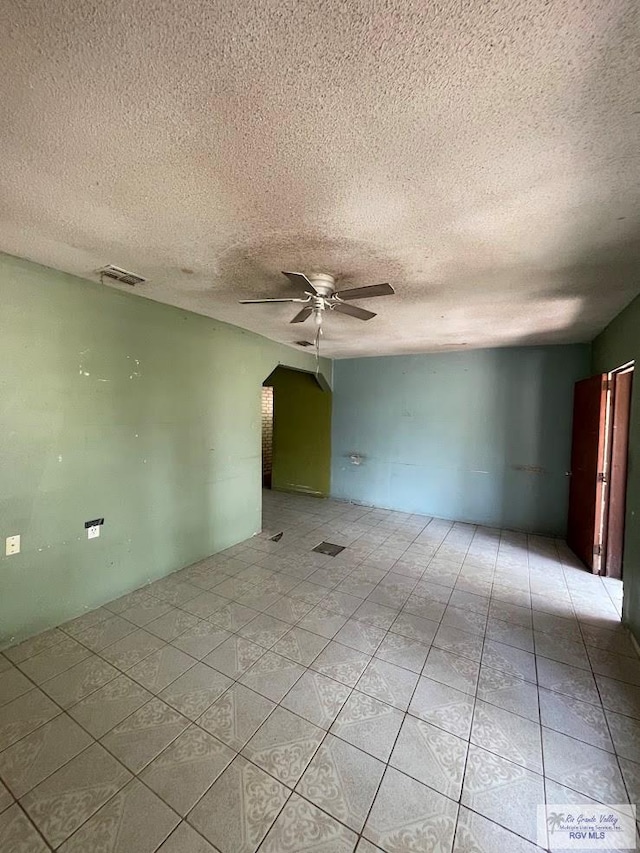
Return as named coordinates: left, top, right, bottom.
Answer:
left=454, top=805, right=543, bottom=853
left=356, top=658, right=419, bottom=711
left=0, top=779, right=12, bottom=813
left=461, top=745, right=544, bottom=845
left=188, top=754, right=289, bottom=852
left=101, top=697, right=190, bottom=772
left=606, top=709, right=640, bottom=763
left=297, top=606, right=349, bottom=639
left=322, top=590, right=363, bottom=617
left=21, top=742, right=131, bottom=847
left=311, top=642, right=371, bottom=687
left=141, top=725, right=235, bottom=815
left=0, top=666, right=32, bottom=707
left=58, top=778, right=179, bottom=853
left=390, top=612, right=438, bottom=645
left=71, top=614, right=135, bottom=651
left=156, top=822, right=219, bottom=853
left=482, top=640, right=536, bottom=683
left=423, top=647, right=479, bottom=695
left=281, top=670, right=351, bottom=729
left=170, top=620, right=231, bottom=660
left=0, top=803, right=49, bottom=852
left=541, top=727, right=627, bottom=803
left=364, top=766, right=458, bottom=852
left=534, top=632, right=590, bottom=670
left=374, top=633, right=431, bottom=674
left=3, top=629, right=67, bottom=664
left=198, top=684, right=275, bottom=751
left=408, top=676, right=475, bottom=738
left=119, top=595, right=173, bottom=627
left=539, top=687, right=613, bottom=751
left=485, top=617, right=534, bottom=652
left=0, top=713, right=92, bottom=797
left=160, top=662, right=232, bottom=720
left=272, top=626, right=329, bottom=665
left=353, top=601, right=398, bottom=631
left=100, top=627, right=166, bottom=670
left=296, top=734, right=384, bottom=832
left=589, top=648, right=640, bottom=686
left=239, top=651, right=305, bottom=702
left=536, top=656, right=599, bottom=704
left=202, top=636, right=265, bottom=679
left=242, top=706, right=324, bottom=786
left=208, top=602, right=260, bottom=631
left=440, top=604, right=487, bottom=637
left=0, top=688, right=60, bottom=751
left=433, top=624, right=484, bottom=662
left=17, top=636, right=91, bottom=684
left=471, top=699, right=542, bottom=773
left=334, top=620, right=386, bottom=655
left=402, top=594, right=447, bottom=622
left=180, top=592, right=229, bottom=619
left=40, top=655, right=119, bottom=708
left=260, top=792, right=358, bottom=852
left=331, top=691, right=403, bottom=762
left=390, top=714, right=468, bottom=799
left=67, top=673, right=152, bottom=737
left=596, top=674, right=640, bottom=719
left=264, top=595, right=313, bottom=624
left=128, top=646, right=196, bottom=693
left=237, top=614, right=291, bottom=649
left=146, top=609, right=201, bottom=643
left=477, top=665, right=539, bottom=722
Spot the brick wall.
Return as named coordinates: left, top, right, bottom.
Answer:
left=261, top=385, right=274, bottom=483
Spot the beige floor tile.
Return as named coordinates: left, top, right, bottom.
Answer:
left=297, top=606, right=349, bottom=638
left=271, top=626, right=329, bottom=665
left=356, top=658, right=419, bottom=711
left=311, top=642, right=371, bottom=688
left=0, top=803, right=49, bottom=852
left=198, top=683, right=275, bottom=751
left=471, top=699, right=543, bottom=773
left=202, top=636, right=265, bottom=679
left=482, top=640, right=536, bottom=683
left=21, top=742, right=131, bottom=847
left=542, top=727, right=628, bottom=803
left=68, top=673, right=152, bottom=737
left=0, top=713, right=92, bottom=797
left=128, top=646, right=196, bottom=693
left=188, top=754, right=289, bottom=853
left=261, top=793, right=358, bottom=852
left=101, top=697, right=190, bottom=772
left=264, top=595, right=314, bottom=624
left=0, top=779, right=13, bottom=813
left=17, top=636, right=91, bottom=684
left=100, top=628, right=166, bottom=670
left=207, top=603, right=260, bottom=632
left=239, top=651, right=305, bottom=702
left=539, top=687, right=613, bottom=752
left=3, top=628, right=67, bottom=664
left=408, top=676, right=475, bottom=739
left=0, top=688, right=60, bottom=751
left=390, top=715, right=468, bottom=799
left=281, top=670, right=351, bottom=729
left=141, top=725, right=235, bottom=815
left=170, top=621, right=231, bottom=660
left=0, top=666, right=32, bottom=707
left=454, top=805, right=543, bottom=853
left=118, top=595, right=173, bottom=627
left=58, top=779, right=179, bottom=853
left=536, top=656, right=599, bottom=704
left=477, top=666, right=539, bottom=722
left=596, top=674, right=640, bottom=719
left=157, top=822, right=219, bottom=852
left=331, top=691, right=403, bottom=762
left=40, top=655, right=119, bottom=708
left=71, top=614, right=135, bottom=651
left=297, top=734, right=384, bottom=832
left=334, top=619, right=386, bottom=655
left=423, top=647, right=480, bottom=695
left=242, top=706, right=324, bottom=786
left=374, top=632, right=430, bottom=674
left=180, top=592, right=229, bottom=619
left=160, top=662, right=232, bottom=720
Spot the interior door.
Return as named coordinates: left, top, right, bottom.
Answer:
left=604, top=370, right=633, bottom=579
left=567, top=374, right=609, bottom=572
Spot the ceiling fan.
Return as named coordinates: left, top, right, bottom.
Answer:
left=239, top=271, right=395, bottom=326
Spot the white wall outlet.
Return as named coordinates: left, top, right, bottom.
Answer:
left=87, top=526, right=100, bottom=540
left=5, top=535, right=20, bottom=556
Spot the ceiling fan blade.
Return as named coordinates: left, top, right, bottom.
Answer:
left=282, top=271, right=319, bottom=293
left=290, top=307, right=313, bottom=324
left=332, top=302, right=377, bottom=321
left=239, top=297, right=307, bottom=304
left=334, top=283, right=395, bottom=300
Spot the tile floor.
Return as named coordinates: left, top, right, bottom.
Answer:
left=0, top=490, right=637, bottom=852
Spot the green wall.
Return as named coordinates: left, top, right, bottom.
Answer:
left=592, top=294, right=640, bottom=640
left=266, top=366, right=332, bottom=497
left=0, top=253, right=329, bottom=646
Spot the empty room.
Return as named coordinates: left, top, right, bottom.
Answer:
left=1, top=1, right=640, bottom=852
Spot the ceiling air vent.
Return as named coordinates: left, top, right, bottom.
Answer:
left=97, top=265, right=146, bottom=286
left=295, top=340, right=313, bottom=347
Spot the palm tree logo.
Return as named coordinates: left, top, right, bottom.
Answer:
left=547, top=812, right=566, bottom=834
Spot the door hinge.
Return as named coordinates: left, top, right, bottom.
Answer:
left=597, top=472, right=608, bottom=484
left=594, top=543, right=603, bottom=557
left=603, top=378, right=613, bottom=392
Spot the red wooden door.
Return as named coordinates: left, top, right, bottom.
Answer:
left=605, top=370, right=633, bottom=579
left=567, top=375, right=609, bottom=572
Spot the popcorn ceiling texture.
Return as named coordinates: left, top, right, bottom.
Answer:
left=1, top=0, right=639, bottom=357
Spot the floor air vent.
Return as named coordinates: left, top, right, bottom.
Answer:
left=97, top=265, right=146, bottom=286
left=312, top=541, right=345, bottom=557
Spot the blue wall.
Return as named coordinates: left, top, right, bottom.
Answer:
left=331, top=345, right=591, bottom=535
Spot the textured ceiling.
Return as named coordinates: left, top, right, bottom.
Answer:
left=1, top=0, right=640, bottom=358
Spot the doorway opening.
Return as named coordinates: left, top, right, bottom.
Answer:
left=567, top=362, right=634, bottom=577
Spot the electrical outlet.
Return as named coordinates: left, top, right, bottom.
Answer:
left=87, top=526, right=100, bottom=540
left=5, top=535, right=20, bottom=556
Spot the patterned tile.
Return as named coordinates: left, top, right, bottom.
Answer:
left=0, top=666, right=32, bottom=706
left=0, top=688, right=59, bottom=751
left=477, top=666, right=539, bottom=722
left=482, top=640, right=536, bottom=683
left=264, top=595, right=314, bottom=624
left=0, top=779, right=12, bottom=814
left=68, top=673, right=152, bottom=737
left=40, top=655, right=119, bottom=708
left=297, top=734, right=384, bottom=832
left=606, top=709, right=640, bottom=763
left=101, top=627, right=166, bottom=670
left=0, top=713, right=92, bottom=797
left=461, top=745, right=544, bottom=844
left=17, top=636, right=91, bottom=684
left=119, top=595, right=173, bottom=627
left=128, top=645, right=196, bottom=692
left=374, top=632, right=430, bottom=674
left=390, top=715, right=468, bottom=799
left=322, top=590, right=363, bottom=617
left=353, top=601, right=398, bottom=630
left=539, top=687, right=613, bottom=751
left=240, top=651, right=305, bottom=702
left=471, top=700, right=542, bottom=773
left=433, top=624, right=485, bottom=662
left=440, top=604, right=487, bottom=637
left=236, top=614, right=290, bottom=650
left=243, top=706, right=324, bottom=786
left=356, top=658, right=419, bottom=711
left=71, top=614, right=135, bottom=651
left=261, top=792, right=358, bottom=852
left=334, top=619, right=386, bottom=655
left=188, top=754, right=289, bottom=853
left=408, top=676, right=475, bottom=739
left=331, top=691, right=403, bottom=762
left=208, top=602, right=260, bottom=631
left=0, top=804, right=49, bottom=852
left=364, top=766, right=458, bottom=852
left=401, top=594, right=447, bottom=622
left=202, top=636, right=265, bottom=679
left=21, top=742, right=131, bottom=847
left=101, top=698, right=190, bottom=772
left=311, top=642, right=371, bottom=687
left=180, top=592, right=229, bottom=619
left=297, top=606, right=349, bottom=639
left=281, top=670, right=351, bottom=729
left=454, top=806, right=542, bottom=853
left=58, top=779, right=179, bottom=853
left=596, top=675, right=640, bottom=719
left=536, top=656, right=599, bottom=704
left=141, top=725, right=235, bottom=815
left=160, top=662, right=232, bottom=720
left=3, top=628, right=67, bottom=664
left=146, top=609, right=201, bottom=642
left=485, top=617, right=534, bottom=652
left=198, top=683, right=275, bottom=751
left=423, top=648, right=479, bottom=695
left=156, top=822, right=219, bottom=853
left=390, top=612, right=438, bottom=645
left=541, top=727, right=628, bottom=803
left=170, top=620, right=231, bottom=660
left=534, top=632, right=590, bottom=670
left=272, top=627, right=329, bottom=665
